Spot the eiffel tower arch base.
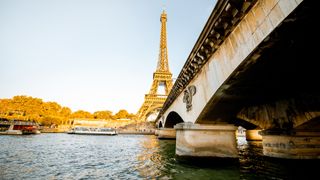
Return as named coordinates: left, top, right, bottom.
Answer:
left=137, top=96, right=166, bottom=121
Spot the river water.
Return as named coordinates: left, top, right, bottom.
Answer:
left=0, top=134, right=318, bottom=179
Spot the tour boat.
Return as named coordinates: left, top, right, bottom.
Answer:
left=0, top=129, right=23, bottom=135
left=67, top=127, right=117, bottom=135
left=0, top=120, right=40, bottom=135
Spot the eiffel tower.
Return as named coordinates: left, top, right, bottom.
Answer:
left=137, top=10, right=173, bottom=121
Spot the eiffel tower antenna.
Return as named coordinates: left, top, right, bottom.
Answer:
left=137, top=10, right=173, bottom=121
left=157, top=8, right=169, bottom=72
left=162, top=0, right=166, bottom=12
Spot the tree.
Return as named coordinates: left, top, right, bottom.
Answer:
left=71, top=110, right=93, bottom=119
left=0, top=96, right=73, bottom=125
left=127, top=113, right=137, bottom=120
left=114, top=109, right=129, bottom=119
left=0, top=95, right=136, bottom=126
left=93, top=110, right=113, bottom=120
left=60, top=107, right=71, bottom=118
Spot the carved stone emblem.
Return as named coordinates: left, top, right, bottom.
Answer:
left=183, top=85, right=196, bottom=111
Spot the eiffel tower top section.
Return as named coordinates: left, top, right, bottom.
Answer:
left=156, top=10, right=170, bottom=73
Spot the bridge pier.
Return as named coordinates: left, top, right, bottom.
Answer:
left=154, top=129, right=159, bottom=136
left=261, top=130, right=320, bottom=159
left=174, top=123, right=238, bottom=158
left=246, top=129, right=262, bottom=141
left=158, top=128, right=176, bottom=139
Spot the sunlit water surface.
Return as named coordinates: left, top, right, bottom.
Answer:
left=0, top=134, right=318, bottom=179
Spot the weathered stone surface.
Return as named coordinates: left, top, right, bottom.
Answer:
left=158, top=128, right=176, bottom=139
left=262, top=130, right=320, bottom=159
left=154, top=129, right=159, bottom=136
left=174, top=123, right=238, bottom=158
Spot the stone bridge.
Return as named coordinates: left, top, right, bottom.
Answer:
left=156, top=0, right=319, bottom=159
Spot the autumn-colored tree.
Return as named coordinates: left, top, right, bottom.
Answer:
left=71, top=110, right=93, bottom=119
left=0, top=96, right=74, bottom=125
left=114, top=109, right=129, bottom=119
left=127, top=113, right=137, bottom=120
left=0, top=95, right=136, bottom=126
left=59, top=107, right=71, bottom=124
left=93, top=110, right=113, bottom=120
left=60, top=107, right=71, bottom=117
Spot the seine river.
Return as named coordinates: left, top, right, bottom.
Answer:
left=0, top=134, right=318, bottom=179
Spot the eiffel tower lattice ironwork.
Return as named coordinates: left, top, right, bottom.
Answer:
left=137, top=10, right=173, bottom=121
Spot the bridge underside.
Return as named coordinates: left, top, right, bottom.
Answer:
left=197, top=1, right=319, bottom=130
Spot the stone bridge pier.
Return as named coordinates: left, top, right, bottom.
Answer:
left=157, top=128, right=176, bottom=139
left=174, top=123, right=238, bottom=158
left=261, top=129, right=320, bottom=159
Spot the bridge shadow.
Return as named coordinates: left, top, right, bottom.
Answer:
left=238, top=136, right=320, bottom=180
left=175, top=156, right=240, bottom=168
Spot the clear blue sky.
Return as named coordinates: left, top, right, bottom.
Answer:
left=0, top=0, right=216, bottom=114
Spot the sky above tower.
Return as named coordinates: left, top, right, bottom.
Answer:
left=0, top=0, right=216, bottom=114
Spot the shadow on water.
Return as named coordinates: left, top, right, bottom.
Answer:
left=238, top=137, right=320, bottom=180
left=145, top=139, right=240, bottom=180
left=174, top=157, right=240, bottom=180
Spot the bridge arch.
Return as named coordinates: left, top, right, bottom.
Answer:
left=231, top=118, right=259, bottom=130
left=295, top=116, right=320, bottom=130
left=164, top=111, right=184, bottom=128
left=158, top=121, right=163, bottom=128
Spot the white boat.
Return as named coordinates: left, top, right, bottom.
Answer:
left=67, top=127, right=117, bottom=135
left=0, top=130, right=23, bottom=135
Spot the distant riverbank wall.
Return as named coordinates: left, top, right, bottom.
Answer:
left=71, top=118, right=135, bottom=129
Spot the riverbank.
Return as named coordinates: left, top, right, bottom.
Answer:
left=40, top=130, right=156, bottom=135
left=118, top=130, right=155, bottom=135
left=40, top=127, right=68, bottom=133
left=39, top=122, right=157, bottom=135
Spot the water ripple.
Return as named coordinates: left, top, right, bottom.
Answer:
left=0, top=134, right=319, bottom=179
